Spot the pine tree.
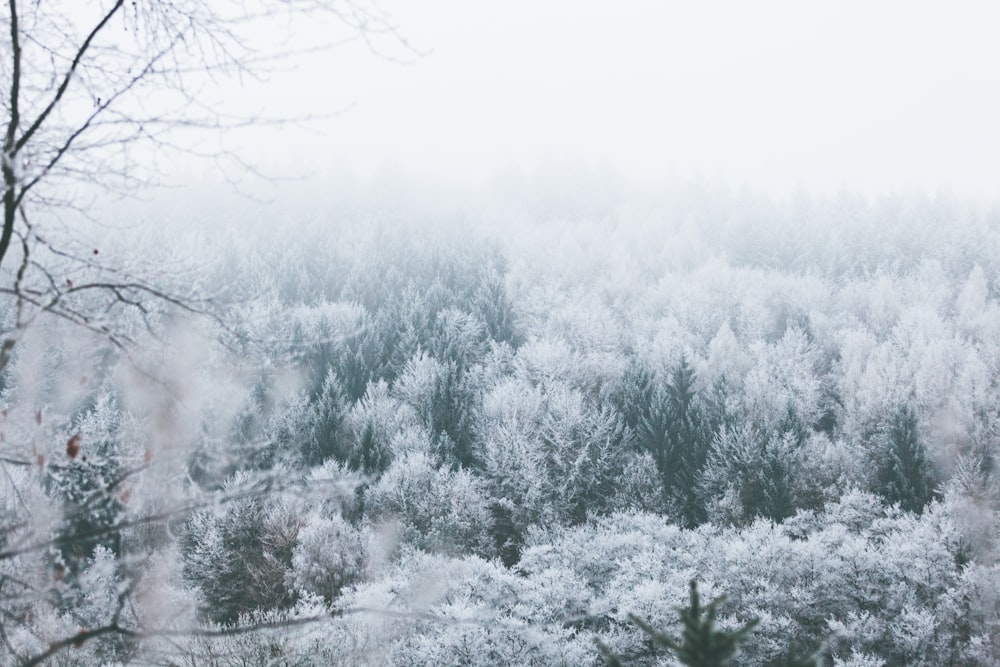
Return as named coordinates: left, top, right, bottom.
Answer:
left=608, top=356, right=655, bottom=434
left=877, top=404, right=933, bottom=513
left=700, top=426, right=796, bottom=524
left=638, top=358, right=712, bottom=527
left=599, top=580, right=819, bottom=667
left=429, top=361, right=479, bottom=470
left=600, top=580, right=760, bottom=667
left=183, top=490, right=302, bottom=625
left=351, top=422, right=391, bottom=475
left=302, top=370, right=350, bottom=466
left=472, top=268, right=521, bottom=347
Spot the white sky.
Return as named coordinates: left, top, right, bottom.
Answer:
left=228, top=0, right=1000, bottom=198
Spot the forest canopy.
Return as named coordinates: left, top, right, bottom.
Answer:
left=1, top=184, right=999, bottom=665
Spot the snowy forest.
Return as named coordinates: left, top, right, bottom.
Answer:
left=4, top=1, right=1000, bottom=666
left=1, top=185, right=999, bottom=665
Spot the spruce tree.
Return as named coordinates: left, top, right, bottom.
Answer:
left=878, top=404, right=933, bottom=513
left=600, top=581, right=818, bottom=667
left=429, top=361, right=479, bottom=470
left=611, top=356, right=656, bottom=434
left=302, top=370, right=350, bottom=466
left=638, top=357, right=712, bottom=527
left=600, top=580, right=759, bottom=667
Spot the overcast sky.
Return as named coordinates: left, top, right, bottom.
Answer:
left=230, top=0, right=1000, bottom=199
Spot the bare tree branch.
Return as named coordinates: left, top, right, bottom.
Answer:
left=0, top=3, right=415, bottom=664
left=13, top=1, right=124, bottom=154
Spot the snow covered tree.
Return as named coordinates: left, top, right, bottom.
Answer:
left=183, top=476, right=303, bottom=624
left=604, top=355, right=655, bottom=434
left=288, top=512, right=366, bottom=603
left=700, top=425, right=796, bottom=525
left=0, top=0, right=403, bottom=371
left=601, top=580, right=761, bottom=667
left=394, top=351, right=481, bottom=470
left=364, top=451, right=494, bottom=556
left=344, top=380, right=415, bottom=475
left=471, top=268, right=521, bottom=347
left=302, top=369, right=351, bottom=466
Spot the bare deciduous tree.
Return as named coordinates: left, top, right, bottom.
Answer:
left=1, top=0, right=402, bottom=369
left=0, top=2, right=404, bottom=662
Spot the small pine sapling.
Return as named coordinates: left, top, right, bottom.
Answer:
left=599, top=580, right=821, bottom=667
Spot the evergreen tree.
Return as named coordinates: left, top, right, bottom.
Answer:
left=426, top=311, right=487, bottom=469
left=752, top=436, right=796, bottom=522
left=302, top=370, right=350, bottom=466
left=604, top=355, right=655, bottom=436
left=489, top=500, right=522, bottom=567
left=343, top=380, right=408, bottom=476
left=336, top=326, right=380, bottom=403
left=51, top=395, right=129, bottom=569
left=471, top=269, right=521, bottom=347
left=700, top=426, right=797, bottom=524
left=599, top=580, right=820, bottom=666
left=51, top=455, right=126, bottom=565
left=877, top=404, right=934, bottom=513
left=428, top=362, right=479, bottom=469
left=350, top=421, right=392, bottom=474
left=638, top=358, right=712, bottom=527
left=600, top=580, right=760, bottom=667
left=183, top=488, right=301, bottom=625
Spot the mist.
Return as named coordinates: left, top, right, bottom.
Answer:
left=201, top=0, right=1000, bottom=201
left=3, top=2, right=1000, bottom=666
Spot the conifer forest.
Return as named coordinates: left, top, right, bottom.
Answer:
left=3, top=2, right=1000, bottom=666
left=2, top=190, right=1000, bottom=665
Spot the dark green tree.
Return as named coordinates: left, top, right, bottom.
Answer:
left=302, top=370, right=350, bottom=466
left=424, top=310, right=489, bottom=469
left=50, top=454, right=126, bottom=566
left=183, top=492, right=301, bottom=625
left=428, top=360, right=480, bottom=469
left=877, top=404, right=934, bottom=513
left=471, top=268, right=521, bottom=347
left=349, top=421, right=392, bottom=475
left=608, top=356, right=655, bottom=433
left=599, top=580, right=820, bottom=667
left=638, top=358, right=713, bottom=527
left=50, top=394, right=131, bottom=567
left=600, top=580, right=761, bottom=667
left=700, top=426, right=797, bottom=524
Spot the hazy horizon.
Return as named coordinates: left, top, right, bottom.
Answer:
left=182, top=0, right=1000, bottom=203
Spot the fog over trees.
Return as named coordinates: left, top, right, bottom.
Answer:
left=3, top=2, right=1000, bottom=667
left=1, top=181, right=998, bottom=665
